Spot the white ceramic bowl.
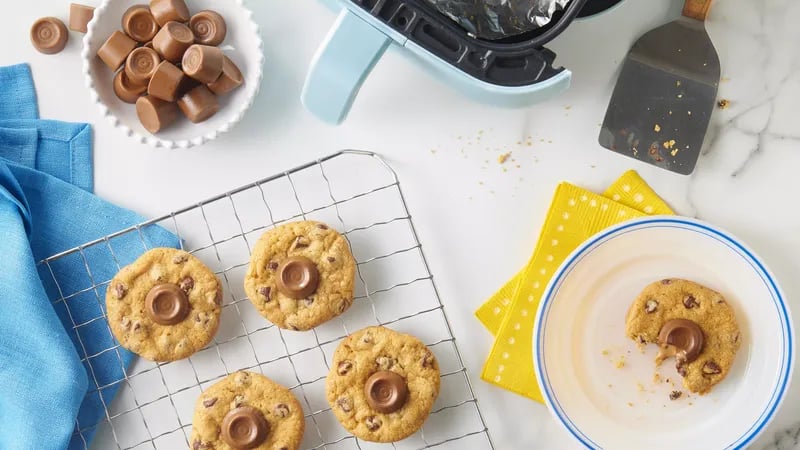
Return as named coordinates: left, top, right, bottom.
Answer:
left=82, top=0, right=263, bottom=148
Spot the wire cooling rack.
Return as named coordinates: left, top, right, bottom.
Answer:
left=40, top=150, right=495, bottom=450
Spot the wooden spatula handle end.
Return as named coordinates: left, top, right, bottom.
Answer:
left=683, top=0, right=713, bottom=21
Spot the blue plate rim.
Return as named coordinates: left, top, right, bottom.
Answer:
left=533, top=216, right=795, bottom=450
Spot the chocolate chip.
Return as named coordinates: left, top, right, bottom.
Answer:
left=303, top=297, right=314, bottom=307
left=327, top=256, right=336, bottom=263
left=179, top=276, right=194, bottom=294
left=645, top=299, right=658, bottom=314
left=132, top=321, right=141, bottom=332
left=337, top=360, right=353, bottom=375
left=683, top=294, right=699, bottom=309
left=317, top=223, right=329, bottom=230
left=661, top=279, right=672, bottom=285
left=337, top=397, right=352, bottom=413
left=376, top=356, right=395, bottom=370
left=114, top=283, right=127, bottom=299
left=268, top=261, right=279, bottom=271
left=702, top=361, right=721, bottom=375
left=202, top=397, right=217, bottom=408
left=173, top=253, right=189, bottom=264
left=422, top=352, right=436, bottom=369
left=365, top=416, right=382, bottom=431
left=669, top=390, right=682, bottom=400
left=274, top=403, right=290, bottom=418
left=259, top=286, right=271, bottom=302
left=637, top=335, right=646, bottom=345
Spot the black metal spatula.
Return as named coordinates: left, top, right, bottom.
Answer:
left=599, top=0, right=718, bottom=175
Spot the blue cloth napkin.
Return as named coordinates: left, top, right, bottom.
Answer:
left=0, top=64, right=180, bottom=450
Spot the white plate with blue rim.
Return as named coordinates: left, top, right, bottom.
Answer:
left=533, top=216, right=794, bottom=449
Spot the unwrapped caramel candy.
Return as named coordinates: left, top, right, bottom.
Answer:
left=208, top=56, right=243, bottom=95
left=152, top=21, right=194, bottom=63
left=125, top=47, right=161, bottom=85
left=148, top=60, right=186, bottom=102
left=122, top=5, right=159, bottom=43
left=113, top=70, right=147, bottom=104
left=69, top=4, right=94, bottom=33
left=182, top=44, right=223, bottom=84
left=190, top=10, right=226, bottom=46
left=149, top=0, right=190, bottom=27
left=136, top=95, right=178, bottom=133
left=31, top=17, right=68, bottom=54
left=177, top=85, right=219, bottom=123
left=97, top=30, right=137, bottom=70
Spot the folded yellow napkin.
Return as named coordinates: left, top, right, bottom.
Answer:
left=476, top=170, right=674, bottom=402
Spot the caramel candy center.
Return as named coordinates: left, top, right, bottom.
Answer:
left=365, top=371, right=408, bottom=414
left=276, top=256, right=319, bottom=299
left=221, top=406, right=269, bottom=449
left=31, top=17, right=68, bottom=54
left=145, top=283, right=189, bottom=325
left=657, top=318, right=705, bottom=363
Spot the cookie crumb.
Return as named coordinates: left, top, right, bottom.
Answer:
left=652, top=373, right=662, bottom=384
left=601, top=349, right=610, bottom=356
left=670, top=148, right=679, bottom=157
left=654, top=124, right=661, bottom=132
left=608, top=383, right=613, bottom=388
left=627, top=402, right=634, bottom=408
left=615, top=357, right=626, bottom=369
left=636, top=382, right=645, bottom=392
left=669, top=390, right=682, bottom=401
left=662, top=139, right=676, bottom=149
left=497, top=152, right=511, bottom=164
left=717, top=99, right=730, bottom=109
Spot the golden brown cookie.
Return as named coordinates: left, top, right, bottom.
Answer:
left=244, top=221, right=355, bottom=331
left=326, top=326, right=441, bottom=442
left=625, top=278, right=741, bottom=394
left=106, top=248, right=222, bottom=362
left=190, top=371, right=305, bottom=450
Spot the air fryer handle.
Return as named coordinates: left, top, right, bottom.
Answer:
left=301, top=10, right=391, bottom=125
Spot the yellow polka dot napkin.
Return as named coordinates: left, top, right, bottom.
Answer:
left=476, top=170, right=674, bottom=402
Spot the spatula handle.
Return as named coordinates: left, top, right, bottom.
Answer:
left=682, top=0, right=713, bottom=21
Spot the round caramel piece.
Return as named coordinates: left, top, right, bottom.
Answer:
left=208, top=56, right=244, bottom=95
left=147, top=60, right=186, bottom=102
left=364, top=371, right=408, bottom=414
left=145, top=283, right=190, bottom=325
left=182, top=44, right=224, bottom=84
left=31, top=17, right=68, bottom=54
left=220, top=406, right=269, bottom=449
left=190, top=10, right=227, bottom=46
left=97, top=30, right=137, bottom=70
left=125, top=47, right=161, bottom=85
left=113, top=69, right=147, bottom=104
left=69, top=4, right=95, bottom=33
left=136, top=95, right=179, bottom=133
left=276, top=256, right=320, bottom=300
left=122, top=5, right=159, bottom=43
left=149, top=0, right=190, bottom=27
left=177, top=85, right=219, bottom=123
left=152, top=21, right=194, bottom=63
left=658, top=318, right=705, bottom=363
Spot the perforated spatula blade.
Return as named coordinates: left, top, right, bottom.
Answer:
left=599, top=0, right=719, bottom=175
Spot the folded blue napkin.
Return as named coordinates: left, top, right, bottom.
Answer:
left=0, top=64, right=180, bottom=450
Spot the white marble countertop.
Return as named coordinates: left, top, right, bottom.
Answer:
left=2, top=0, right=800, bottom=449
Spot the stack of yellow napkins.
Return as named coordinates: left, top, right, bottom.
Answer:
left=476, top=170, right=674, bottom=402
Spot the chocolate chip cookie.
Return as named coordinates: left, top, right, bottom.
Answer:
left=106, top=247, right=222, bottom=362
left=625, top=278, right=741, bottom=394
left=190, top=371, right=305, bottom=450
left=244, top=221, right=355, bottom=331
left=326, top=326, right=441, bottom=442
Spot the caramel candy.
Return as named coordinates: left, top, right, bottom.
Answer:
left=97, top=30, right=137, bottom=70
left=122, top=5, right=159, bottom=43
left=657, top=318, right=705, bottom=364
left=145, top=284, right=189, bottom=325
left=177, top=85, right=219, bottom=123
left=69, top=4, right=94, bottom=33
left=275, top=256, right=320, bottom=300
left=113, top=70, right=147, bottom=104
left=208, top=56, right=243, bottom=95
left=149, top=0, right=190, bottom=27
left=152, top=21, right=194, bottom=63
left=136, top=95, right=178, bottom=133
left=125, top=47, right=161, bottom=85
left=190, top=10, right=227, bottom=46
left=221, top=406, right=269, bottom=449
left=148, top=60, right=186, bottom=102
left=182, top=45, right=223, bottom=84
left=365, top=371, right=409, bottom=414
left=30, top=17, right=68, bottom=54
